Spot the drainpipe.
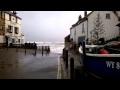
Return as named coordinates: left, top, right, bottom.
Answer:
left=87, top=18, right=88, bottom=44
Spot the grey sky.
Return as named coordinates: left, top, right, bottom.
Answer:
left=17, top=11, right=91, bottom=42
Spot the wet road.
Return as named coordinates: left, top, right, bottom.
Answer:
left=0, top=48, right=60, bottom=79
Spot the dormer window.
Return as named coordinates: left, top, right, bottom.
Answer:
left=106, top=13, right=110, bottom=19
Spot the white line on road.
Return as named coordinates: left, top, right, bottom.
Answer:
left=57, top=56, right=62, bottom=79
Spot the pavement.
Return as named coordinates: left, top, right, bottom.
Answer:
left=57, top=50, right=82, bottom=79
left=57, top=50, right=101, bottom=79
left=0, top=48, right=60, bottom=79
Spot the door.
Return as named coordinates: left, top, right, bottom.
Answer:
left=78, top=36, right=85, bottom=46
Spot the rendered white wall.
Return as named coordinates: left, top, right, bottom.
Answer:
left=70, top=11, right=120, bottom=45
left=88, top=11, right=119, bottom=41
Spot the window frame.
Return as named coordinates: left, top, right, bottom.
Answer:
left=8, top=25, right=13, bottom=33
left=18, top=39, right=20, bottom=42
left=106, top=13, right=110, bottom=19
left=15, top=27, right=19, bottom=34
left=9, top=14, right=11, bottom=21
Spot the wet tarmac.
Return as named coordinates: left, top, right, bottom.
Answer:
left=0, top=48, right=60, bottom=79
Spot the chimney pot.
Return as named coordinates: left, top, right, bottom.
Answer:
left=78, top=15, right=82, bottom=21
left=84, top=11, right=87, bottom=17
left=13, top=11, right=17, bottom=15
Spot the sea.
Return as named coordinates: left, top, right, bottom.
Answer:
left=27, top=42, right=64, bottom=55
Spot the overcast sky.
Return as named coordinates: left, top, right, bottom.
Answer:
left=17, top=11, right=91, bottom=42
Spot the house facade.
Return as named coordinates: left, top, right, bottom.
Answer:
left=0, top=11, right=5, bottom=46
left=70, top=11, right=120, bottom=46
left=0, top=11, right=25, bottom=47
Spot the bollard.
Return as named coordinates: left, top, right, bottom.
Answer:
left=65, top=50, right=68, bottom=69
left=34, top=43, right=36, bottom=56
left=28, top=42, right=30, bottom=49
left=45, top=46, right=48, bottom=56
left=63, top=49, right=64, bottom=59
left=48, top=46, right=50, bottom=55
left=70, top=57, right=74, bottom=79
left=25, top=42, right=27, bottom=54
left=64, top=49, right=66, bottom=61
left=42, top=46, right=43, bottom=56
left=48, top=46, right=50, bottom=51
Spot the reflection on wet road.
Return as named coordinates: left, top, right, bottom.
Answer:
left=0, top=48, right=60, bottom=79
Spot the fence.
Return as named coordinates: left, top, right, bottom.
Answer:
left=4, top=42, right=50, bottom=56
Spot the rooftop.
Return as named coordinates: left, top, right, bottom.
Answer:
left=70, top=11, right=93, bottom=29
left=3, top=11, right=22, bottom=20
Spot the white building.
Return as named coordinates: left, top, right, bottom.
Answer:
left=70, top=11, right=120, bottom=46
left=1, top=11, right=25, bottom=46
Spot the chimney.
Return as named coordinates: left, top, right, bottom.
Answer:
left=78, top=15, right=82, bottom=21
left=84, top=11, right=87, bottom=17
left=13, top=11, right=17, bottom=15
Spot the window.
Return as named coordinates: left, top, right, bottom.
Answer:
left=16, top=17, right=17, bottom=23
left=15, top=27, right=19, bottom=34
left=9, top=14, right=11, bottom=21
left=106, top=13, right=110, bottom=19
left=8, top=25, right=13, bottom=33
left=18, top=39, right=20, bottom=42
left=82, top=23, right=85, bottom=34
left=0, top=25, right=3, bottom=30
